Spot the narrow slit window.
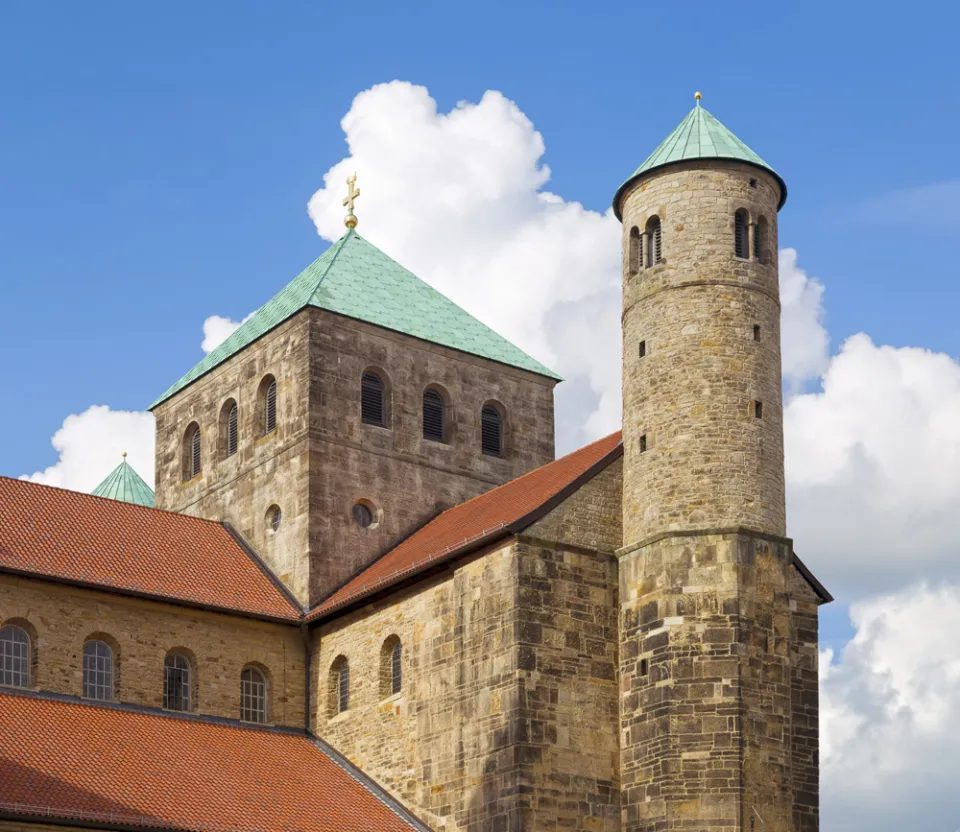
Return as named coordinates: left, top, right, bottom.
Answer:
left=391, top=640, right=402, bottom=695
left=338, top=661, right=350, bottom=713
left=481, top=405, right=503, bottom=457
left=628, top=226, right=642, bottom=275
left=645, top=216, right=662, bottom=266
left=753, top=324, right=761, bottom=342
left=422, top=389, right=445, bottom=442
left=183, top=423, right=201, bottom=481
left=639, top=434, right=647, bottom=453
left=735, top=210, right=749, bottom=259
left=639, top=340, right=647, bottom=358
left=226, top=403, right=239, bottom=457
left=755, top=401, right=763, bottom=419
left=640, top=658, right=649, bottom=677
left=361, top=373, right=386, bottom=427
left=264, top=380, right=277, bottom=434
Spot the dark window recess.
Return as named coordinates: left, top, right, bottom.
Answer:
left=481, top=405, right=503, bottom=457
left=361, top=373, right=386, bottom=426
left=226, top=404, right=239, bottom=456
left=628, top=226, right=642, bottom=275
left=640, top=658, right=649, bottom=677
left=422, top=389, right=445, bottom=441
left=190, top=428, right=201, bottom=478
left=755, top=401, right=763, bottom=419
left=735, top=210, right=749, bottom=259
left=391, top=641, right=402, bottom=695
left=338, top=662, right=350, bottom=713
left=639, top=340, right=647, bottom=358
left=163, top=654, right=191, bottom=712
left=639, top=434, right=647, bottom=453
left=753, top=324, right=761, bottom=342
left=264, top=381, right=277, bottom=434
left=646, top=216, right=662, bottom=266
left=749, top=178, right=757, bottom=188
left=353, top=503, right=374, bottom=529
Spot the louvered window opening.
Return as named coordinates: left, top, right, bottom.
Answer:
left=0, top=625, right=30, bottom=688
left=481, top=406, right=503, bottom=457
left=190, top=428, right=201, bottom=479
left=164, top=654, right=191, bottom=712
left=735, top=211, right=749, bottom=259
left=422, top=389, right=445, bottom=442
left=646, top=218, right=662, bottom=266
left=83, top=641, right=113, bottom=701
left=361, top=373, right=386, bottom=426
left=264, top=380, right=277, bottom=435
left=338, top=662, right=350, bottom=713
left=240, top=667, right=266, bottom=723
left=226, top=404, right=239, bottom=457
left=391, top=641, right=402, bottom=695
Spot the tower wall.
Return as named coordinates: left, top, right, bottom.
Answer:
left=617, top=160, right=811, bottom=832
left=620, top=161, right=784, bottom=543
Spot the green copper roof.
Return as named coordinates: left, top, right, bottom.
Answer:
left=613, top=101, right=786, bottom=218
left=151, top=230, right=559, bottom=408
left=91, top=457, right=155, bottom=507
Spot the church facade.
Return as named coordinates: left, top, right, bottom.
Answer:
left=0, top=99, right=829, bottom=832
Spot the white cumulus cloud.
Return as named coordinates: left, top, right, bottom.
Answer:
left=201, top=313, right=253, bottom=354
left=22, top=405, right=156, bottom=492
left=821, top=583, right=960, bottom=831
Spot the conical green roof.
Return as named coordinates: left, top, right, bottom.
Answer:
left=91, top=456, right=155, bottom=507
left=151, top=229, right=559, bottom=409
left=613, top=101, right=786, bottom=218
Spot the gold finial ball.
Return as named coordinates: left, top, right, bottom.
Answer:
left=694, top=91, right=702, bottom=101
left=344, top=213, right=358, bottom=229
left=122, top=451, right=128, bottom=458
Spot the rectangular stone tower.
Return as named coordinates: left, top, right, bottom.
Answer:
left=614, top=100, right=830, bottom=832
left=152, top=231, right=557, bottom=605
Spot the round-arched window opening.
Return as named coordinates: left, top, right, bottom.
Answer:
left=266, top=505, right=282, bottom=533
left=352, top=501, right=379, bottom=530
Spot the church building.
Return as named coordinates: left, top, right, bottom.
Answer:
left=0, top=97, right=830, bottom=832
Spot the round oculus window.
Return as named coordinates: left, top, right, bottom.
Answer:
left=352, top=502, right=374, bottom=529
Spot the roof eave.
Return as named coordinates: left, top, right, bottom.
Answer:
left=612, top=157, right=788, bottom=222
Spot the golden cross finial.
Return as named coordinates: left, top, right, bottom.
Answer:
left=343, top=173, right=360, bottom=228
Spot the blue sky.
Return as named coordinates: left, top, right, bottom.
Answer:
left=3, top=3, right=960, bottom=828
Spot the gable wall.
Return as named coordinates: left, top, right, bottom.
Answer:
left=0, top=575, right=305, bottom=728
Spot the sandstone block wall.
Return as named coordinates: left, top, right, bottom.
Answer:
left=620, top=162, right=785, bottom=542
left=305, top=308, right=556, bottom=602
left=0, top=576, right=305, bottom=728
left=153, top=313, right=313, bottom=600
left=618, top=530, right=802, bottom=832
left=153, top=305, right=555, bottom=606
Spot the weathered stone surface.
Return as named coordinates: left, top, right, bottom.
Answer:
left=0, top=575, right=305, bottom=728
left=154, top=308, right=556, bottom=605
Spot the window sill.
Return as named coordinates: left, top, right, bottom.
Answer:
left=379, top=692, right=403, bottom=706
left=328, top=709, right=352, bottom=724
left=181, top=474, right=202, bottom=486
left=254, top=430, right=277, bottom=446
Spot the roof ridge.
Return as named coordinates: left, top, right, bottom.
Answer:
left=307, top=228, right=354, bottom=298
left=1, top=475, right=236, bottom=529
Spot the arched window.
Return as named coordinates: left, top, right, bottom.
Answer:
left=380, top=637, right=403, bottom=698
left=163, top=652, right=192, bottom=712
left=258, top=376, right=277, bottom=436
left=361, top=372, right=386, bottom=427
left=240, top=666, right=267, bottom=723
left=481, top=404, right=503, bottom=457
left=329, top=656, right=350, bottom=715
left=422, top=388, right=445, bottom=442
left=220, top=400, right=239, bottom=459
left=754, top=215, right=768, bottom=264
left=83, top=640, right=114, bottom=701
left=645, top=216, right=662, bottom=266
left=0, top=625, right=31, bottom=688
left=182, top=423, right=201, bottom=481
left=628, top=226, right=642, bottom=275
left=266, top=504, right=282, bottom=533
left=734, top=209, right=749, bottom=259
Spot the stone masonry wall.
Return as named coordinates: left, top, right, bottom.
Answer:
left=617, top=530, right=799, bottom=832
left=311, top=463, right=624, bottom=831
left=620, top=161, right=785, bottom=542
left=153, top=313, right=313, bottom=600
left=305, top=308, right=556, bottom=603
left=0, top=575, right=305, bottom=728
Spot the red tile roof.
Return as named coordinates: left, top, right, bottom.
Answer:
left=0, top=691, right=426, bottom=832
left=0, top=477, right=300, bottom=622
left=307, top=431, right=623, bottom=621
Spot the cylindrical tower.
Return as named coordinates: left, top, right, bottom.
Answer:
left=617, top=105, right=786, bottom=545
left=614, top=98, right=817, bottom=832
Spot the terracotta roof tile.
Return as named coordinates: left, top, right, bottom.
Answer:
left=308, top=431, right=622, bottom=621
left=0, top=477, right=300, bottom=621
left=0, top=691, right=426, bottom=832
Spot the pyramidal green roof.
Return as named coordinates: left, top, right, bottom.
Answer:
left=151, top=229, right=559, bottom=408
left=91, top=456, right=155, bottom=507
left=613, top=100, right=786, bottom=218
